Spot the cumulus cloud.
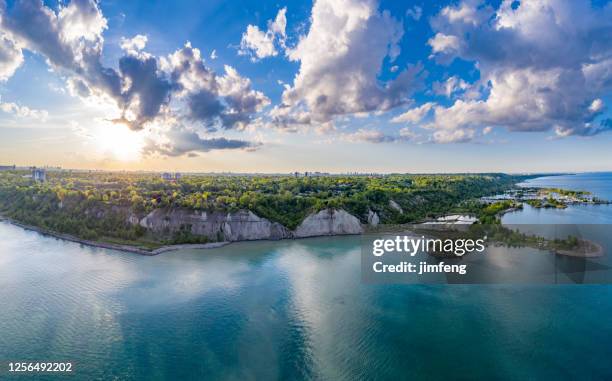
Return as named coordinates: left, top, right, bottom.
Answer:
left=112, top=54, right=173, bottom=129
left=217, top=65, right=271, bottom=128
left=120, top=34, right=147, bottom=55
left=428, top=33, right=462, bottom=59
left=0, top=33, right=23, bottom=80
left=143, top=127, right=258, bottom=157
left=163, top=43, right=270, bottom=130
left=240, top=25, right=276, bottom=60
left=274, top=0, right=423, bottom=129
left=239, top=7, right=287, bottom=61
left=432, top=75, right=470, bottom=98
left=425, top=0, right=612, bottom=142
left=269, top=7, right=287, bottom=38
left=0, top=97, right=48, bottom=121
left=0, top=0, right=268, bottom=155
left=391, top=102, right=435, bottom=123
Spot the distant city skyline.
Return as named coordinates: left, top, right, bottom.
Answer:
left=0, top=0, right=611, bottom=172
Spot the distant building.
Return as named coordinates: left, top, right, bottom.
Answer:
left=161, top=172, right=182, bottom=181
left=0, top=165, right=16, bottom=171
left=32, top=168, right=46, bottom=182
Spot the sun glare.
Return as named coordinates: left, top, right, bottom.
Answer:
left=93, top=124, right=145, bottom=161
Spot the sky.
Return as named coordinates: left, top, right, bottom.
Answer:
left=0, top=0, right=611, bottom=173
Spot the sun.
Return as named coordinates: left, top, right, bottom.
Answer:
left=93, top=123, right=145, bottom=161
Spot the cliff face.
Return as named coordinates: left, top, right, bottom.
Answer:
left=294, top=209, right=363, bottom=237
left=367, top=210, right=380, bottom=226
left=139, top=209, right=290, bottom=241
left=136, top=208, right=363, bottom=242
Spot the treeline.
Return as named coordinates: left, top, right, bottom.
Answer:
left=0, top=171, right=530, bottom=242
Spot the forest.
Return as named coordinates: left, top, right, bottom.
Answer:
left=0, top=170, right=530, bottom=245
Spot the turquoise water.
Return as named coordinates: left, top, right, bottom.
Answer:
left=506, top=172, right=612, bottom=225
left=2, top=173, right=612, bottom=380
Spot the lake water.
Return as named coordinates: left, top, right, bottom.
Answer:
left=2, top=173, right=612, bottom=379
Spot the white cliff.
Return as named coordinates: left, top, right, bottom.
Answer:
left=294, top=209, right=363, bottom=237
left=138, top=209, right=290, bottom=241
left=389, top=199, right=404, bottom=214
left=367, top=210, right=380, bottom=226
left=136, top=207, right=363, bottom=242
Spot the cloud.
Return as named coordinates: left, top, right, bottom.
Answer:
left=217, top=65, right=270, bottom=128
left=0, top=98, right=48, bottom=121
left=343, top=128, right=397, bottom=143
left=0, top=0, right=122, bottom=123
left=406, top=5, right=422, bottom=21
left=120, top=34, right=147, bottom=54
left=269, top=7, right=287, bottom=38
left=0, top=0, right=269, bottom=155
left=0, top=33, right=23, bottom=80
left=342, top=127, right=415, bottom=144
left=112, top=54, right=173, bottom=130
left=239, top=7, right=287, bottom=61
left=274, top=0, right=423, bottom=130
left=163, top=43, right=270, bottom=130
left=0, top=0, right=108, bottom=72
left=143, top=127, right=259, bottom=157
left=425, top=0, right=612, bottom=142
left=428, top=33, right=462, bottom=59
left=433, top=127, right=475, bottom=143
left=239, top=25, right=276, bottom=60
left=391, top=102, right=435, bottom=124
left=432, top=76, right=470, bottom=98
left=66, top=76, right=91, bottom=97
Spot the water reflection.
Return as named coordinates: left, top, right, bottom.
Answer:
left=2, top=221, right=612, bottom=379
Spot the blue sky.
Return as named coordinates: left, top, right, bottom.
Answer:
left=0, top=0, right=611, bottom=173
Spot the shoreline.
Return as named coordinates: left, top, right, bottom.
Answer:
left=0, top=215, right=362, bottom=256
left=2, top=206, right=606, bottom=258
left=554, top=239, right=604, bottom=258
left=0, top=216, right=231, bottom=255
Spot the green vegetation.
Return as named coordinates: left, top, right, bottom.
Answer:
left=0, top=170, right=532, bottom=245
left=469, top=225, right=579, bottom=251
left=526, top=198, right=567, bottom=209
left=541, top=188, right=590, bottom=197
left=477, top=200, right=521, bottom=224
left=418, top=224, right=585, bottom=256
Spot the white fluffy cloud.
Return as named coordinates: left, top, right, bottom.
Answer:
left=0, top=0, right=269, bottom=156
left=163, top=43, right=270, bottom=131
left=391, top=102, right=435, bottom=124
left=0, top=98, right=48, bottom=121
left=239, top=8, right=287, bottom=61
left=432, top=76, right=470, bottom=98
left=120, top=34, right=148, bottom=55
left=274, top=0, right=423, bottom=129
left=0, top=34, right=23, bottom=80
left=425, top=0, right=612, bottom=142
